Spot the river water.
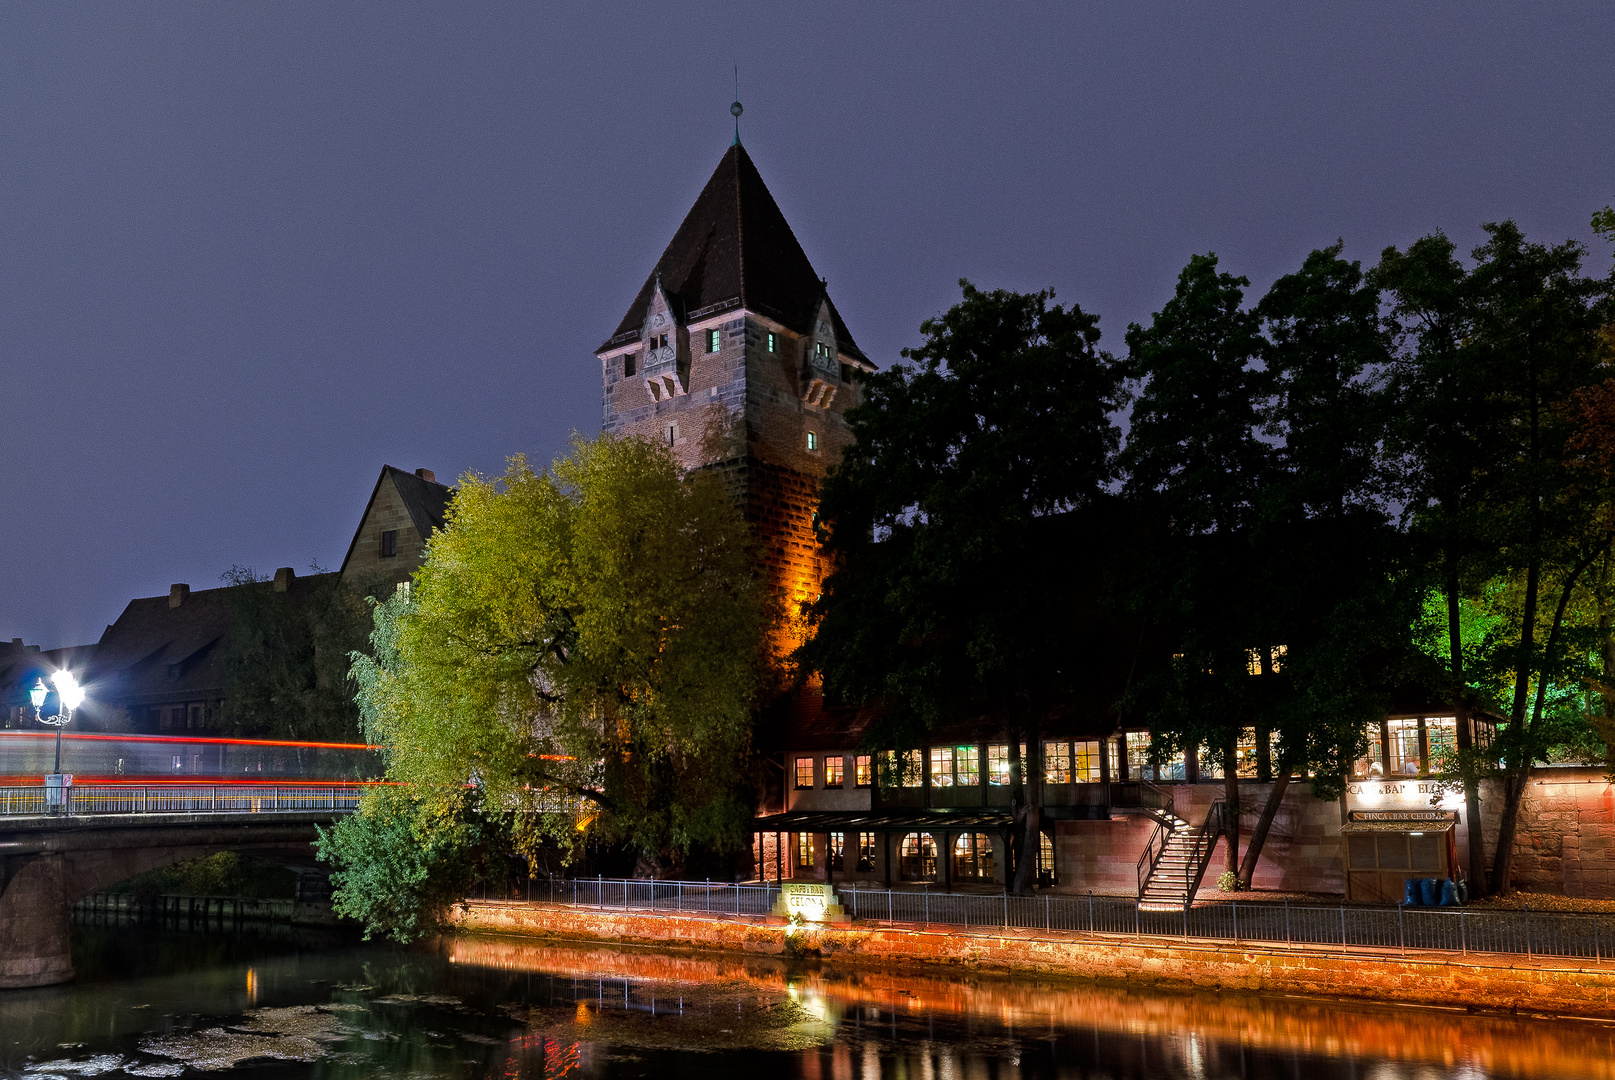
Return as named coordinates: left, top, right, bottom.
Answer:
left=2, top=920, right=1614, bottom=1080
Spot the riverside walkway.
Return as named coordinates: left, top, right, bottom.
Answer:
left=494, top=875, right=1615, bottom=963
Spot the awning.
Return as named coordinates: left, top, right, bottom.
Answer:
left=753, top=809, right=1016, bottom=833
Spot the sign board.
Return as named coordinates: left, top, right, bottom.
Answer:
left=1350, top=810, right=1458, bottom=823
left=772, top=882, right=847, bottom=923
left=1345, top=779, right=1456, bottom=811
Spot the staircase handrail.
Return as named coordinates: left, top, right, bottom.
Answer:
left=1113, top=780, right=1177, bottom=821
left=1176, top=800, right=1227, bottom=910
left=1136, top=819, right=1170, bottom=898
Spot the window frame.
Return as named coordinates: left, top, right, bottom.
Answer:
left=706, top=328, right=720, bottom=352
left=794, top=756, right=814, bottom=790
left=379, top=530, right=398, bottom=559
left=824, top=755, right=844, bottom=788
left=854, top=754, right=872, bottom=787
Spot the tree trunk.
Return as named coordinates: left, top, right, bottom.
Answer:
left=1237, top=767, right=1290, bottom=888
left=1010, top=720, right=1043, bottom=895
left=1446, top=558, right=1489, bottom=898
left=1223, top=731, right=1240, bottom=880
left=1489, top=540, right=1608, bottom=894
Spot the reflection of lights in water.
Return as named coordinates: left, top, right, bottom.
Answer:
left=245, top=967, right=257, bottom=1006
left=574, top=1001, right=592, bottom=1026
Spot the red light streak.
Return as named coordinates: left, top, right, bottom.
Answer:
left=0, top=777, right=392, bottom=787
left=0, top=731, right=379, bottom=750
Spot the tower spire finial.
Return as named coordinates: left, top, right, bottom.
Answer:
left=730, top=65, right=743, bottom=146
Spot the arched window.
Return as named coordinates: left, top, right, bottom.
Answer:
left=900, top=833, right=937, bottom=881
left=953, top=833, right=995, bottom=881
left=1038, top=831, right=1056, bottom=887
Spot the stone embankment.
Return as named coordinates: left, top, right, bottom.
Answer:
left=453, top=899, right=1615, bottom=1019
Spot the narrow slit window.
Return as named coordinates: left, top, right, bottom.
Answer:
left=767, top=331, right=777, bottom=353
left=624, top=352, right=636, bottom=377
left=706, top=328, right=720, bottom=352
left=806, top=431, right=819, bottom=451
left=380, top=530, right=397, bottom=558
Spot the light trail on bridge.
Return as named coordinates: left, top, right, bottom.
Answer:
left=0, top=731, right=384, bottom=783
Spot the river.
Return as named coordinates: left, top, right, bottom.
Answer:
left=2, top=918, right=1613, bottom=1079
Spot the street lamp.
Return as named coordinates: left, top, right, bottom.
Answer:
left=37, top=670, right=85, bottom=813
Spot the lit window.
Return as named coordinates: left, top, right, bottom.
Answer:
left=900, top=833, right=937, bottom=881
left=1426, top=716, right=1457, bottom=768
left=882, top=748, right=922, bottom=787
left=824, top=755, right=844, bottom=787
left=987, top=744, right=1011, bottom=785
left=1236, top=727, right=1261, bottom=778
left=1271, top=644, right=1287, bottom=673
left=929, top=747, right=954, bottom=787
left=1044, top=741, right=1072, bottom=784
left=954, top=746, right=979, bottom=786
left=953, top=833, right=995, bottom=881
left=1387, top=718, right=1422, bottom=775
left=828, top=831, right=845, bottom=871
left=794, top=757, right=814, bottom=789
left=807, top=431, right=819, bottom=451
left=854, top=754, right=872, bottom=787
left=380, top=530, right=397, bottom=558
left=706, top=328, right=720, bottom=352
left=856, top=832, right=876, bottom=871
left=1075, top=740, right=1102, bottom=782
left=767, top=331, right=777, bottom=353
left=797, top=833, right=814, bottom=868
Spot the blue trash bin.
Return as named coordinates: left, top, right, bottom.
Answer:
left=1420, top=878, right=1441, bottom=906
left=1405, top=878, right=1423, bottom=906
left=1440, top=879, right=1459, bottom=906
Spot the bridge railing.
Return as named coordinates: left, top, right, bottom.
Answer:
left=0, top=784, right=363, bottom=818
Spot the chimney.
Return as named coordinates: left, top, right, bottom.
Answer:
left=25, top=644, right=39, bottom=653
left=415, top=468, right=436, bottom=483
left=8, top=637, right=20, bottom=650
left=273, top=567, right=295, bottom=592
left=169, top=583, right=190, bottom=608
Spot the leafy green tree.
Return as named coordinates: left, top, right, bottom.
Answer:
left=340, top=435, right=768, bottom=902
left=1381, top=222, right=1614, bottom=894
left=801, top=280, right=1126, bottom=894
left=316, top=784, right=499, bottom=941
left=1118, top=252, right=1271, bottom=880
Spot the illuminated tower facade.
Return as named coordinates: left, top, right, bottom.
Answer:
left=594, top=143, right=873, bottom=643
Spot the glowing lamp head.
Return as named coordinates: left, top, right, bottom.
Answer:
left=29, top=678, right=47, bottom=710
left=52, top=670, right=85, bottom=711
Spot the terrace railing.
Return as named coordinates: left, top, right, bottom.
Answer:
left=492, top=876, right=1615, bottom=963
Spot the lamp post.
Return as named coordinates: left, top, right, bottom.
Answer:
left=36, top=671, right=84, bottom=814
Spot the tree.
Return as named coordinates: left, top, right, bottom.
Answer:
left=801, top=281, right=1127, bottom=894
left=1380, top=222, right=1614, bottom=894
left=322, top=434, right=769, bottom=938
left=1118, top=253, right=1270, bottom=882
left=216, top=565, right=369, bottom=743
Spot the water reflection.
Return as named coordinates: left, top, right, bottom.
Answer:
left=0, top=918, right=1611, bottom=1080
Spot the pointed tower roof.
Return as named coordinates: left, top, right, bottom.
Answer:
left=599, top=144, right=867, bottom=362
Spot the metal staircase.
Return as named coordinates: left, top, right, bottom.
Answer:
left=1135, top=799, right=1227, bottom=912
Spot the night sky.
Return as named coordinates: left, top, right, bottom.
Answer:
left=3, top=3, right=1612, bottom=649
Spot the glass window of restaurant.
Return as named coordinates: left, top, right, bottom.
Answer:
left=856, top=832, right=876, bottom=871
left=953, top=833, right=995, bottom=880
left=1198, top=744, right=1224, bottom=780
left=883, top=749, right=923, bottom=787
left=929, top=747, right=955, bottom=787
left=854, top=754, right=873, bottom=787
left=1354, top=723, right=1385, bottom=778
left=1235, top=727, right=1262, bottom=779
left=796, top=833, right=814, bottom=868
left=828, top=831, right=845, bottom=871
left=824, top=755, right=844, bottom=788
left=987, top=744, right=1011, bottom=785
left=954, top=746, right=980, bottom=786
left=900, top=833, right=937, bottom=881
left=1075, top=740, right=1104, bottom=782
left=1387, top=717, right=1422, bottom=775
left=1125, top=732, right=1152, bottom=780
left=794, top=757, right=814, bottom=789
left=1425, top=716, right=1457, bottom=768
left=1044, top=741, right=1072, bottom=784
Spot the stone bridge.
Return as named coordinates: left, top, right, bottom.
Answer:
left=0, top=806, right=350, bottom=989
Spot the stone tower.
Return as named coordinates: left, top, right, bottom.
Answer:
left=595, top=143, right=873, bottom=639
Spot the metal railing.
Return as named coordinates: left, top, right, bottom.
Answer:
left=1112, top=781, right=1176, bottom=820
left=492, top=876, right=1615, bottom=962
left=1136, top=820, right=1170, bottom=897
left=0, top=784, right=362, bottom=818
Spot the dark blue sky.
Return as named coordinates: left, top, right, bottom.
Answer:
left=3, top=3, right=1612, bottom=648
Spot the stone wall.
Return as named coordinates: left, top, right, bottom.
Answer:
left=454, top=900, right=1615, bottom=1019
left=342, top=473, right=426, bottom=588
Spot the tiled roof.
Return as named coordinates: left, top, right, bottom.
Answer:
left=388, top=466, right=453, bottom=539
left=599, top=143, right=868, bottom=362
left=79, top=573, right=338, bottom=724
